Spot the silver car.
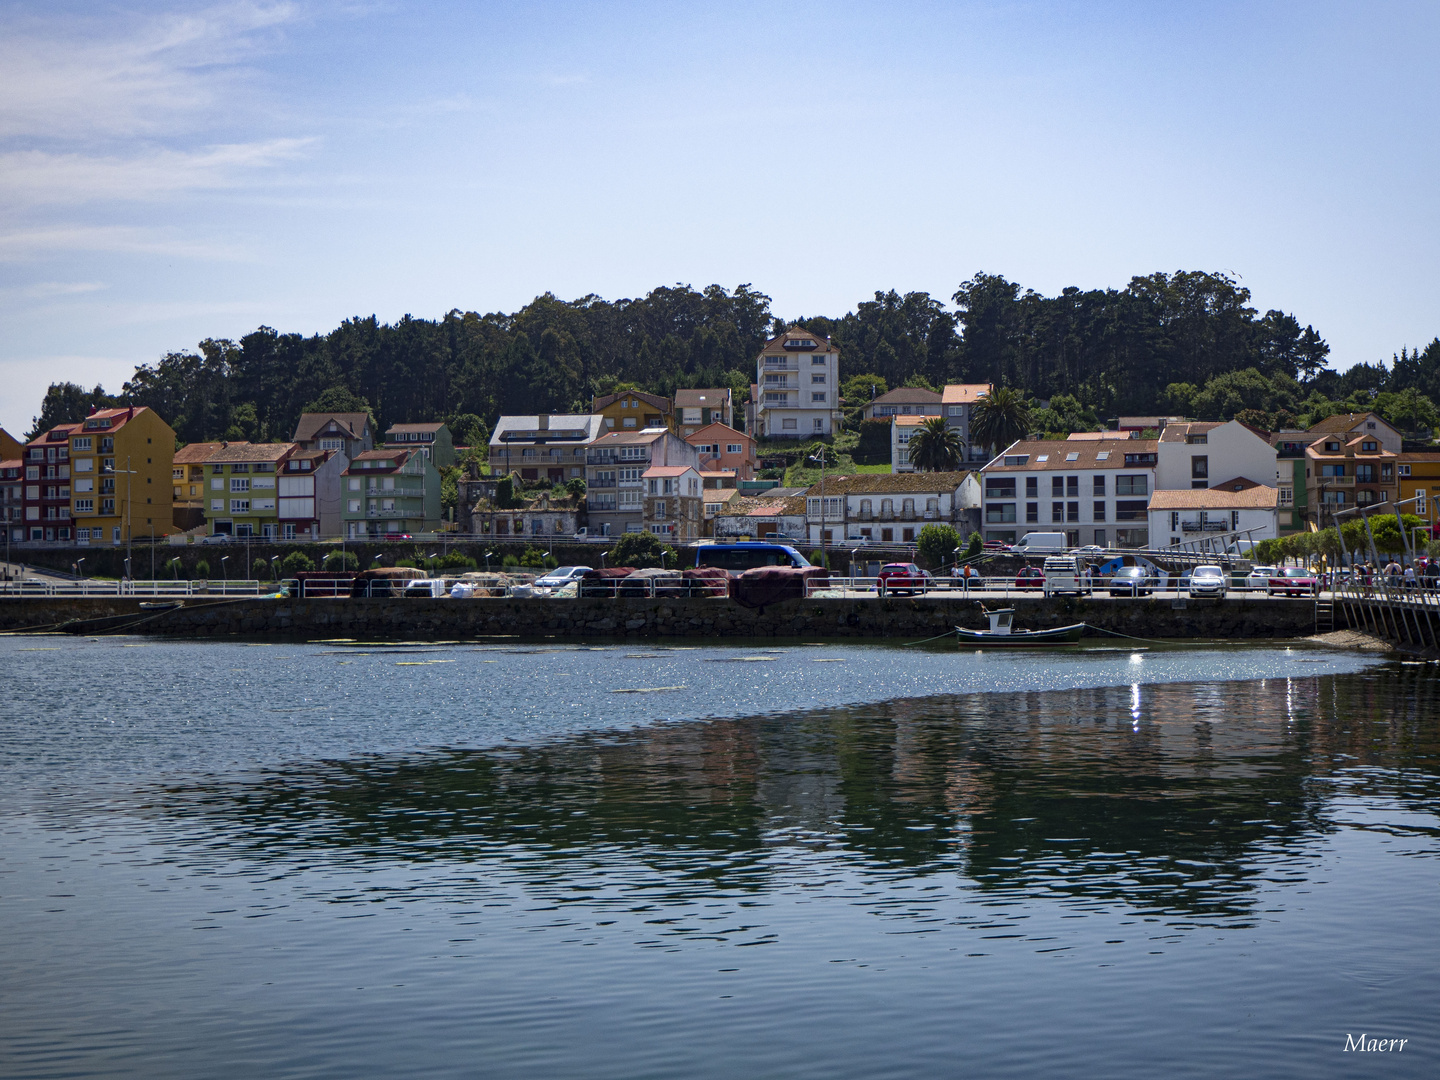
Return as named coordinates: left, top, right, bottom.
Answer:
left=1188, top=564, right=1227, bottom=598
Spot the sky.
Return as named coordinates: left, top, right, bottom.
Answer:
left=1, top=0, right=1437, bottom=437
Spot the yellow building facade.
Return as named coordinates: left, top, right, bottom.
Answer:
left=591, top=391, right=674, bottom=434
left=1398, top=451, right=1440, bottom=531
left=69, top=407, right=176, bottom=543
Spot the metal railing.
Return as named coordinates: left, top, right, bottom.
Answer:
left=0, top=579, right=269, bottom=597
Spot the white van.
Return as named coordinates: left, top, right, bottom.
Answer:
left=1012, top=532, right=1068, bottom=556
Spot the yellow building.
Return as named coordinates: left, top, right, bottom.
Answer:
left=0, top=427, right=22, bottom=461
left=591, top=391, right=674, bottom=434
left=1398, top=451, right=1440, bottom=531
left=69, top=407, right=176, bottom=543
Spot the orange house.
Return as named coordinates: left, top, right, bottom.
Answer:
left=684, top=422, right=756, bottom=483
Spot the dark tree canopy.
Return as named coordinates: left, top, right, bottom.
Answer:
left=22, top=275, right=1435, bottom=445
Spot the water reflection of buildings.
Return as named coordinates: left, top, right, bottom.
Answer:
left=159, top=669, right=1440, bottom=920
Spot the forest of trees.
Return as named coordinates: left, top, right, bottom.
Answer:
left=25, top=271, right=1440, bottom=446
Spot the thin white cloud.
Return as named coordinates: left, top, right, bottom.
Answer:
left=0, top=226, right=248, bottom=262
left=0, top=2, right=299, bottom=140
left=15, top=281, right=109, bottom=299
left=0, top=138, right=314, bottom=205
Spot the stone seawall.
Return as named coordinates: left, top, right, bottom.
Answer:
left=0, top=595, right=1329, bottom=641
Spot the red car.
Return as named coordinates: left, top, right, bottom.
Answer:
left=1015, top=567, right=1044, bottom=590
left=1268, top=566, right=1318, bottom=596
left=877, top=562, right=933, bottom=596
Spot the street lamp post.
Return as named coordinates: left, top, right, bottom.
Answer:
left=809, top=447, right=831, bottom=557
left=220, top=555, right=229, bottom=582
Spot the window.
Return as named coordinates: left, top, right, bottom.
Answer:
left=812, top=373, right=825, bottom=384
left=1116, top=475, right=1148, bottom=496
left=1355, top=464, right=1376, bottom=484
left=230, top=477, right=250, bottom=492
left=1066, top=476, right=1079, bottom=497
left=1093, top=530, right=1106, bottom=546
left=319, top=438, right=343, bottom=451
left=1096, top=451, right=1109, bottom=462
left=1051, top=476, right=1063, bottom=497
left=1025, top=476, right=1037, bottom=497
left=1361, top=441, right=1377, bottom=452
left=986, top=502, right=1017, bottom=523
left=812, top=355, right=825, bottom=364
left=1279, top=487, right=1294, bottom=506
left=1026, top=502, right=1038, bottom=523
left=1185, top=433, right=1207, bottom=444
left=73, top=458, right=92, bottom=472
left=1067, top=501, right=1079, bottom=522
left=75, top=499, right=93, bottom=513
left=1324, top=441, right=1341, bottom=452
left=1320, top=464, right=1346, bottom=477
left=619, top=467, right=642, bottom=482
left=1065, top=452, right=1079, bottom=462
left=230, top=499, right=250, bottom=513
left=812, top=392, right=826, bottom=402
left=653, top=500, right=666, bottom=517
left=814, top=419, right=824, bottom=431
left=1191, top=456, right=1208, bottom=479
left=211, top=499, right=223, bottom=511
left=1418, top=491, right=1427, bottom=516
left=764, top=373, right=788, bottom=385
left=619, top=490, right=642, bottom=508
left=1002, top=455, right=1029, bottom=466
left=1093, top=476, right=1105, bottom=496
left=623, top=417, right=637, bottom=428
left=985, top=478, right=1016, bottom=498
left=1123, top=453, right=1156, bottom=466
left=1381, top=464, right=1393, bottom=480
left=620, top=447, right=647, bottom=460
left=782, top=418, right=798, bottom=430
left=727, top=444, right=742, bottom=454
left=231, top=463, right=250, bottom=474
left=1051, top=501, right=1064, bottom=523
left=73, top=437, right=91, bottom=451
left=767, top=393, right=789, bottom=405
left=1399, top=464, right=1411, bottom=476
left=1093, top=501, right=1106, bottom=521
left=1115, top=500, right=1147, bottom=521
left=348, top=500, right=361, bottom=512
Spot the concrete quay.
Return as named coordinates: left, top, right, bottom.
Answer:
left=1, top=594, right=1328, bottom=641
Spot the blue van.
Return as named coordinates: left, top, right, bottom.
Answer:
left=692, top=541, right=811, bottom=573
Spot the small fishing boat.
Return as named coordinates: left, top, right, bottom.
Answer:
left=139, top=600, right=183, bottom=611
left=955, top=605, right=1085, bottom=647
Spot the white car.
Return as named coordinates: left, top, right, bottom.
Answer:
left=534, top=565, right=592, bottom=589
left=1246, top=565, right=1276, bottom=590
left=1188, top=564, right=1227, bottom=598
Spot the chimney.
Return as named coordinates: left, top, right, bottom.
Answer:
left=538, top=414, right=549, bottom=430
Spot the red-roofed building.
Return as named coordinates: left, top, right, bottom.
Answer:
left=684, top=422, right=756, bottom=482
left=22, top=424, right=78, bottom=542
left=2, top=457, right=23, bottom=547
left=642, top=465, right=703, bottom=539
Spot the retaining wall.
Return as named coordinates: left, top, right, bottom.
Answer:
left=0, top=595, right=1327, bottom=641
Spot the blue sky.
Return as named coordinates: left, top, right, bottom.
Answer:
left=1, top=0, right=1437, bottom=436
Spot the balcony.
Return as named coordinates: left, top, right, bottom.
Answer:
left=1180, top=520, right=1230, bottom=533
left=588, top=480, right=616, bottom=490
left=364, top=508, right=418, bottom=518
left=362, top=486, right=425, bottom=498
left=1319, top=476, right=1355, bottom=487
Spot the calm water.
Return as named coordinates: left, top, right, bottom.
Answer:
left=2, top=635, right=1438, bottom=1078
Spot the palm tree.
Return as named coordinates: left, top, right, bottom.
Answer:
left=970, top=386, right=1032, bottom=456
left=907, top=417, right=964, bottom=472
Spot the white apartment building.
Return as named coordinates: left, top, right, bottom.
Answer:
left=1149, top=481, right=1279, bottom=548
left=801, top=472, right=981, bottom=546
left=979, top=440, right=1159, bottom=548
left=755, top=328, right=841, bottom=438
left=1155, top=420, right=1277, bottom=492
left=891, top=415, right=925, bottom=473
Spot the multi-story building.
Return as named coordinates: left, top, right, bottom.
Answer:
left=674, top=389, right=733, bottom=434
left=341, top=448, right=442, bottom=539
left=941, top=383, right=994, bottom=463
left=278, top=449, right=348, bottom=539
left=172, top=442, right=223, bottom=532
left=1305, top=423, right=1399, bottom=524
left=202, top=442, right=295, bottom=539
left=592, top=391, right=673, bottom=434
left=2, top=456, right=23, bottom=545
left=1156, top=421, right=1277, bottom=492
left=488, top=414, right=604, bottom=483
left=684, top=422, right=756, bottom=482
left=1269, top=430, right=1323, bottom=535
left=22, top=425, right=77, bottom=542
left=585, top=428, right=701, bottom=536
left=862, top=387, right=942, bottom=421
left=68, top=407, right=175, bottom=546
left=891, top=415, right=926, bottom=473
left=383, top=422, right=455, bottom=467
left=1398, top=452, right=1440, bottom=525
left=292, top=412, right=375, bottom=458
left=642, top=465, right=703, bottom=540
left=801, top=472, right=981, bottom=546
left=980, top=440, right=1159, bottom=548
left=1149, top=480, right=1279, bottom=549
left=754, top=328, right=841, bottom=438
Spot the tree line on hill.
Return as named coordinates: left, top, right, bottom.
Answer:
left=25, top=273, right=1440, bottom=446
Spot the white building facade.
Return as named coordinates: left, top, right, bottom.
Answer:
left=979, top=440, right=1159, bottom=548
left=755, top=329, right=841, bottom=438
left=1155, top=420, right=1278, bottom=492
left=800, top=472, right=981, bottom=545
left=1148, top=483, right=1279, bottom=548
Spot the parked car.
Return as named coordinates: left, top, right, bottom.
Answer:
left=1246, top=565, right=1276, bottom=590
left=983, top=540, right=1009, bottom=551
left=1269, top=566, right=1319, bottom=596
left=1072, top=544, right=1107, bottom=556
left=533, top=565, right=592, bottom=591
left=1015, top=566, right=1045, bottom=590
left=381, top=532, right=412, bottom=541
left=1108, top=565, right=1155, bottom=596
left=199, top=533, right=230, bottom=544
left=1188, top=565, right=1227, bottom=598
left=877, top=562, right=933, bottom=596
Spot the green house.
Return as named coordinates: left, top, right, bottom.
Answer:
left=203, top=442, right=293, bottom=538
left=383, top=422, right=456, bottom=468
left=342, top=448, right=442, bottom=538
